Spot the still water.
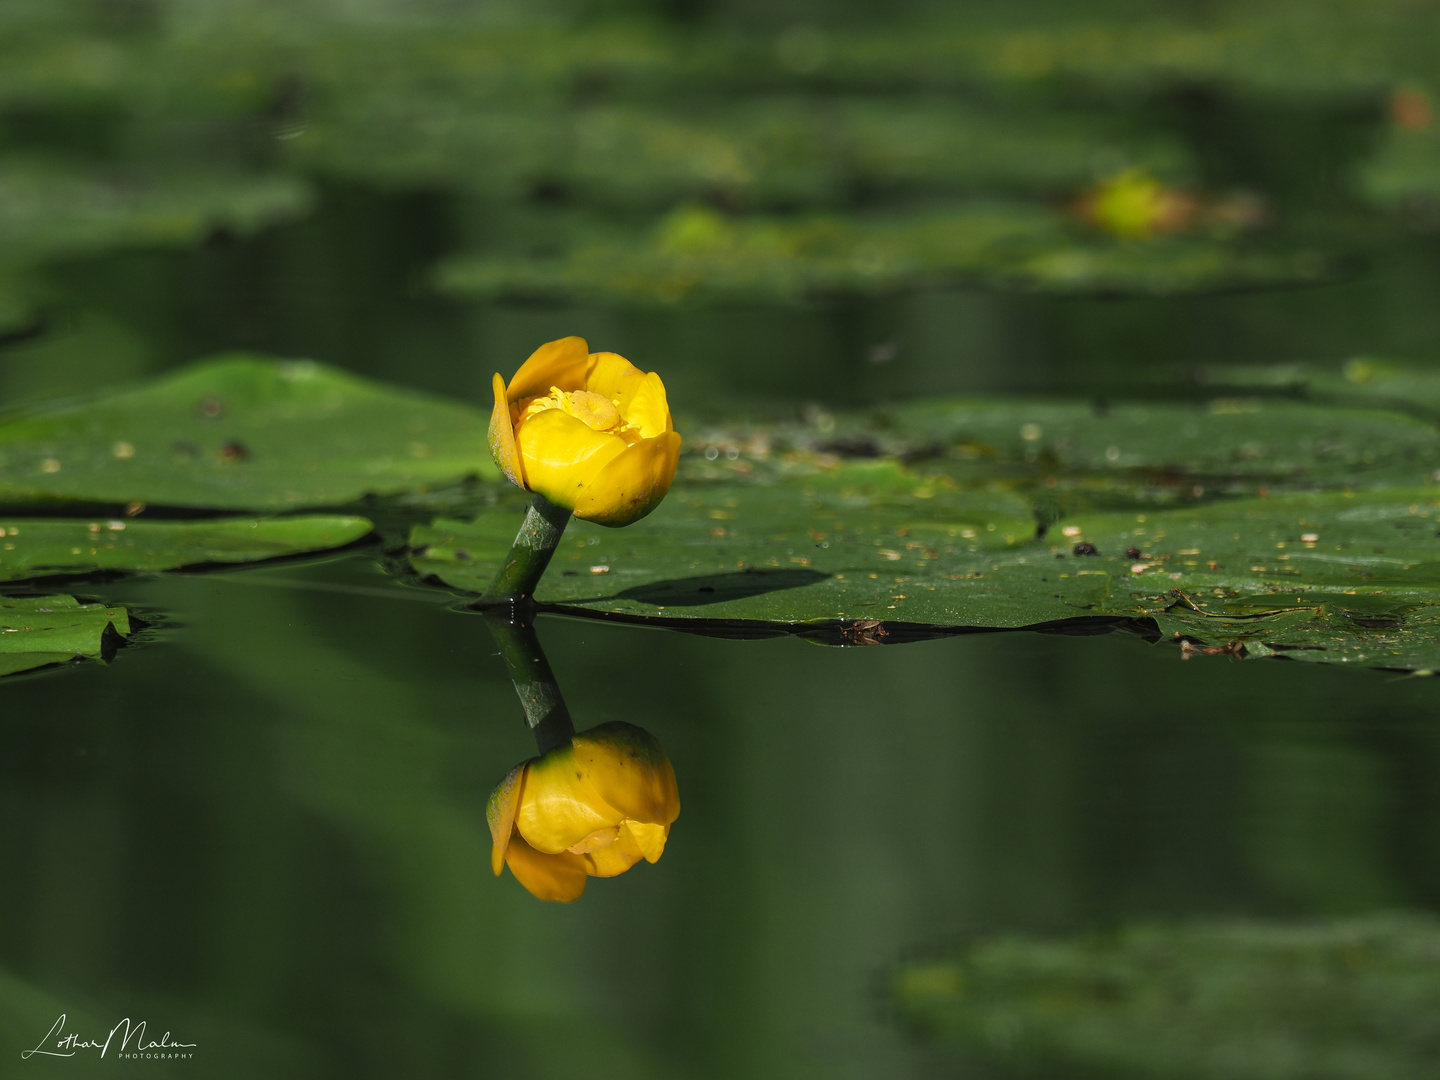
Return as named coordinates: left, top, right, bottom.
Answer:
left=3, top=188, right=1440, bottom=1077
left=1, top=548, right=1437, bottom=1077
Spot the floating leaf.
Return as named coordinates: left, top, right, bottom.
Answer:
left=0, top=160, right=314, bottom=265
left=0, top=594, right=129, bottom=676
left=293, top=98, right=1190, bottom=209
left=0, top=355, right=496, bottom=511
left=0, top=515, right=373, bottom=583
left=435, top=203, right=1334, bottom=305
left=890, top=912, right=1440, bottom=1080
left=410, top=407, right=1440, bottom=667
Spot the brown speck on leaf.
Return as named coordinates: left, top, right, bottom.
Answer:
left=220, top=441, right=249, bottom=463
left=198, top=397, right=227, bottom=418
left=1125, top=546, right=1142, bottom=560
left=1073, top=542, right=1099, bottom=556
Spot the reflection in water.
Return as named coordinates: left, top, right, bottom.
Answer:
left=892, top=912, right=1440, bottom=1079
left=485, top=611, right=680, bottom=901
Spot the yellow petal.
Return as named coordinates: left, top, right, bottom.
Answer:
left=567, top=826, right=620, bottom=854
left=573, top=721, right=681, bottom=826
left=515, top=409, right=630, bottom=512
left=506, top=336, right=590, bottom=402
left=504, top=834, right=588, bottom=902
left=488, top=373, right=525, bottom=489
left=622, top=371, right=672, bottom=439
left=572, top=430, right=682, bottom=527
left=623, top=819, right=670, bottom=864
left=516, top=743, right=624, bottom=854
left=486, top=762, right=528, bottom=876
left=583, top=826, right=647, bottom=878
left=585, top=351, right=647, bottom=414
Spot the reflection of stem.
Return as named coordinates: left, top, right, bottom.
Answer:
left=480, top=494, right=572, bottom=605
left=485, top=609, right=575, bottom=756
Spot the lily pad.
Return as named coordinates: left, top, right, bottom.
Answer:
left=890, top=912, right=1440, bottom=1080
left=0, top=355, right=496, bottom=511
left=0, top=515, right=373, bottom=583
left=293, top=98, right=1190, bottom=209
left=410, top=447, right=1440, bottom=668
left=0, top=160, right=314, bottom=265
left=0, top=594, right=129, bottom=676
left=434, top=203, right=1334, bottom=305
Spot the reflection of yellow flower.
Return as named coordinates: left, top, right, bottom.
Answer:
left=489, top=337, right=682, bottom=527
left=487, top=721, right=681, bottom=902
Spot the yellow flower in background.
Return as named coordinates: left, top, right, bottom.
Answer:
left=487, top=721, right=681, bottom=902
left=1078, top=168, right=1197, bottom=240
left=489, top=337, right=682, bottom=527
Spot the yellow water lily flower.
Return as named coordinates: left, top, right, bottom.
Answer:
left=1078, top=168, right=1197, bottom=240
left=487, top=721, right=681, bottom=902
left=489, top=337, right=682, bottom=527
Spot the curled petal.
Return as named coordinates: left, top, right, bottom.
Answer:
left=574, top=721, right=681, bottom=826
left=516, top=409, right=629, bottom=512
left=506, top=336, right=590, bottom=402
left=623, top=371, right=671, bottom=439
left=573, top=431, right=682, bottom=527
left=585, top=352, right=647, bottom=414
left=623, top=820, right=670, bottom=864
left=488, top=373, right=524, bottom=489
left=504, top=834, right=588, bottom=902
left=486, top=762, right=528, bottom=876
left=517, top=744, right=624, bottom=854
left=583, top=826, right=647, bottom=878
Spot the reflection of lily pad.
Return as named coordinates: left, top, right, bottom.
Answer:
left=891, top=912, right=1440, bottom=1080
left=434, top=203, right=1334, bottom=305
left=0, top=595, right=129, bottom=676
left=0, top=355, right=495, bottom=511
left=0, top=515, right=373, bottom=583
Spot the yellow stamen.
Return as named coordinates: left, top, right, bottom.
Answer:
left=522, top=386, right=624, bottom=432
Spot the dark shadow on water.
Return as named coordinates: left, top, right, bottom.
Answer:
left=596, top=567, right=830, bottom=608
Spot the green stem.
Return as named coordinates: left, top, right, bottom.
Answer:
left=485, top=609, right=575, bottom=756
left=480, top=493, right=572, bottom=605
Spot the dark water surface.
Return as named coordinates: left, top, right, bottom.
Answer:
left=2, top=550, right=1438, bottom=1078
left=4, top=185, right=1440, bottom=1077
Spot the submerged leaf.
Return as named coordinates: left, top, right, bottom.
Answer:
left=0, top=515, right=373, bottom=583
left=0, top=356, right=496, bottom=511
left=0, top=594, right=129, bottom=676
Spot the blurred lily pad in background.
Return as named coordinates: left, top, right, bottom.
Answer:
left=891, top=912, right=1440, bottom=1080
left=0, top=593, right=128, bottom=676
left=434, top=202, right=1333, bottom=305
left=0, top=356, right=494, bottom=511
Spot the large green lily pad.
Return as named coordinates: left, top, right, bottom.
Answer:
left=435, top=203, right=1333, bottom=305
left=0, top=356, right=496, bottom=511
left=0, top=514, right=373, bottom=583
left=890, top=912, right=1440, bottom=1080
left=0, top=594, right=129, bottom=676
left=409, top=381, right=1440, bottom=666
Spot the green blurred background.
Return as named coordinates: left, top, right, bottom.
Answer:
left=3, top=0, right=1440, bottom=1076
